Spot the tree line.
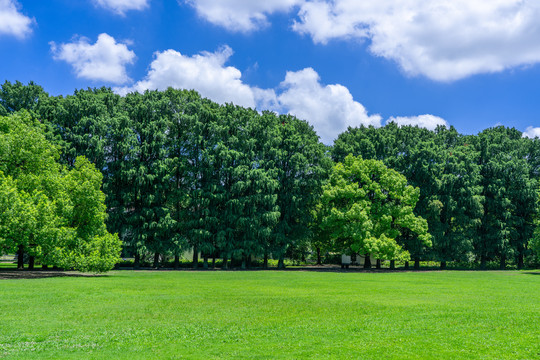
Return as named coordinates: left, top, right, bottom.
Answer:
left=1, top=80, right=539, bottom=270
left=333, top=123, right=540, bottom=269
left=1, top=81, right=330, bottom=269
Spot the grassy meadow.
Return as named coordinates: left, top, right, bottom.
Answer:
left=0, top=270, right=538, bottom=359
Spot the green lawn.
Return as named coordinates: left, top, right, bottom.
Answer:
left=0, top=270, right=538, bottom=359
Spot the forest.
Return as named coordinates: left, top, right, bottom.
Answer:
left=1, top=80, right=539, bottom=271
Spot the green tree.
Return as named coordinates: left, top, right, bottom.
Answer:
left=0, top=112, right=121, bottom=272
left=428, top=129, right=483, bottom=268
left=123, top=91, right=175, bottom=268
left=178, top=96, right=221, bottom=268
left=476, top=127, right=538, bottom=268
left=319, top=155, right=430, bottom=267
left=332, top=123, right=441, bottom=268
left=0, top=80, right=48, bottom=115
left=271, top=114, right=331, bottom=268
left=215, top=105, right=280, bottom=269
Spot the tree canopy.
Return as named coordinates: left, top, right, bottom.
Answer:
left=1, top=80, right=539, bottom=269
left=0, top=111, right=121, bottom=272
left=318, top=155, right=430, bottom=265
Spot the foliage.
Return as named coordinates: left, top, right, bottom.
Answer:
left=2, top=81, right=540, bottom=269
left=0, top=112, right=121, bottom=272
left=318, top=155, right=430, bottom=261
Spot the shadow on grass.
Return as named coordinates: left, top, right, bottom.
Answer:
left=117, top=265, right=437, bottom=273
left=0, top=269, right=106, bottom=280
left=522, top=271, right=540, bottom=275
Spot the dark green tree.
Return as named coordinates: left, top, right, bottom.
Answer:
left=123, top=91, right=175, bottom=268
left=476, top=127, right=538, bottom=268
left=0, top=80, right=48, bottom=115
left=271, top=113, right=331, bottom=268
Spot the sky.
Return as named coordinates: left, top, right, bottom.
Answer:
left=1, top=0, right=540, bottom=144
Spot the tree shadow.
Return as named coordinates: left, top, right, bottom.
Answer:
left=0, top=269, right=106, bottom=280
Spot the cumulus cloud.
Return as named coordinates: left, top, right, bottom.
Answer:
left=185, top=0, right=302, bottom=32
left=51, top=33, right=136, bottom=84
left=387, top=115, right=449, bottom=131
left=0, top=0, right=33, bottom=38
left=116, top=46, right=264, bottom=108
left=293, top=0, right=540, bottom=81
left=94, top=0, right=149, bottom=15
left=523, top=126, right=540, bottom=139
left=277, top=68, right=382, bottom=144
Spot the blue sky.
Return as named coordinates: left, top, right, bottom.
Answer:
left=1, top=0, right=540, bottom=144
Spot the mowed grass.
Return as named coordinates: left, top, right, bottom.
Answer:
left=0, top=270, right=539, bottom=359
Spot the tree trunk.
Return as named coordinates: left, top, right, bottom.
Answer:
left=263, top=252, right=268, bottom=269
left=316, top=247, right=322, bottom=265
left=134, top=253, right=141, bottom=269
left=440, top=261, right=447, bottom=270
left=241, top=256, right=246, bottom=270
left=390, top=260, right=395, bottom=270
left=404, top=261, right=409, bottom=270
left=246, top=254, right=252, bottom=269
left=42, top=264, right=48, bottom=270
left=17, top=245, right=24, bottom=270
left=480, top=255, right=487, bottom=270
left=363, top=255, right=371, bottom=269
left=376, top=259, right=381, bottom=269
left=28, top=256, right=35, bottom=270
left=192, top=245, right=199, bottom=269
left=499, top=255, right=506, bottom=270
left=414, top=257, right=420, bottom=270
left=203, top=254, right=209, bottom=270
left=174, top=255, right=180, bottom=269
left=153, top=252, right=160, bottom=269
left=222, top=255, right=228, bottom=270
left=517, top=252, right=524, bottom=270
left=212, top=255, right=216, bottom=269
left=278, top=254, right=285, bottom=269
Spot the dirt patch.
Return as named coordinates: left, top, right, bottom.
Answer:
left=0, top=270, right=104, bottom=280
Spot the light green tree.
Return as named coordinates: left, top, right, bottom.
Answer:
left=0, top=112, right=121, bottom=272
left=319, top=155, right=430, bottom=267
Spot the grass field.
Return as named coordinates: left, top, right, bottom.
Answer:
left=0, top=270, right=538, bottom=359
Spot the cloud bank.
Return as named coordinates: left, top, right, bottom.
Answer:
left=187, top=0, right=540, bottom=82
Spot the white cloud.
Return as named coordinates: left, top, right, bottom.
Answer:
left=116, top=46, right=264, bottom=108
left=277, top=68, right=382, bottom=144
left=292, top=0, right=540, bottom=81
left=187, top=1, right=540, bottom=82
left=387, top=115, right=449, bottom=131
left=51, top=33, right=136, bottom=84
left=185, top=0, right=302, bottom=32
left=0, top=0, right=33, bottom=38
left=94, top=0, right=149, bottom=15
left=523, top=126, right=540, bottom=139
